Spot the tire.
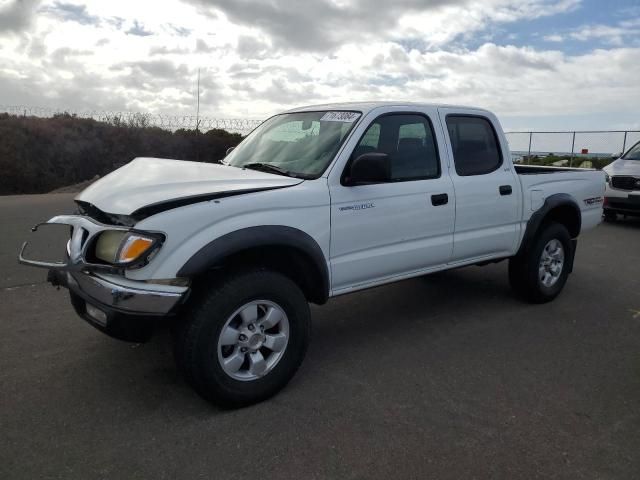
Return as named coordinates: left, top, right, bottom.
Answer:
left=173, top=269, right=311, bottom=408
left=508, top=222, right=572, bottom=304
left=603, top=210, right=617, bottom=222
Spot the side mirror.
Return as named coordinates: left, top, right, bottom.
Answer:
left=611, top=153, right=621, bottom=160
left=226, top=146, right=235, bottom=156
left=346, top=153, right=391, bottom=185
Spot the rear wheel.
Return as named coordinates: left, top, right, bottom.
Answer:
left=173, top=269, right=310, bottom=408
left=509, top=222, right=572, bottom=303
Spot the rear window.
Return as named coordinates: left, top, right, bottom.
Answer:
left=446, top=116, right=502, bottom=176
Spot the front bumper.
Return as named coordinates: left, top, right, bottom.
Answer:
left=19, top=214, right=188, bottom=342
left=65, top=270, right=185, bottom=315
left=51, top=270, right=187, bottom=342
left=604, top=189, right=640, bottom=216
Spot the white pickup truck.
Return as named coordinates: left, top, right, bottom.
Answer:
left=20, top=102, right=605, bottom=407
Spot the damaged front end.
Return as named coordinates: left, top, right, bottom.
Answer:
left=19, top=215, right=188, bottom=342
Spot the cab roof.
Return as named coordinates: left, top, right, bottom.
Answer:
left=284, top=101, right=490, bottom=115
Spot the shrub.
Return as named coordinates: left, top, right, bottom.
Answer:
left=0, top=113, right=243, bottom=195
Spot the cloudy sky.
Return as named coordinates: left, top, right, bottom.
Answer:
left=0, top=0, right=639, bottom=130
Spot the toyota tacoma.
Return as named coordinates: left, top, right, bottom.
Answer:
left=19, top=102, right=606, bottom=407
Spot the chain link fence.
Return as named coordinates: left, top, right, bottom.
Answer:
left=504, top=130, right=640, bottom=168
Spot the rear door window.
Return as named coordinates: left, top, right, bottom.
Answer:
left=446, top=116, right=502, bottom=176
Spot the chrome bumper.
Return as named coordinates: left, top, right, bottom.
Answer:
left=65, top=271, right=186, bottom=315
left=19, top=214, right=187, bottom=316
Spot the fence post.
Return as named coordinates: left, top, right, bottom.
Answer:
left=527, top=132, right=532, bottom=165
left=569, top=131, right=576, bottom=167
left=622, top=131, right=628, bottom=155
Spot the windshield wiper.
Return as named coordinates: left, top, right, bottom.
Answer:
left=243, top=162, right=298, bottom=178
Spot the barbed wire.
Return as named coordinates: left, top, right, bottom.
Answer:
left=2, top=105, right=639, bottom=151
left=0, top=105, right=264, bottom=133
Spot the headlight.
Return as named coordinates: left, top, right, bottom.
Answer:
left=94, top=230, right=163, bottom=267
left=604, top=172, right=610, bottom=184
left=95, top=231, right=127, bottom=263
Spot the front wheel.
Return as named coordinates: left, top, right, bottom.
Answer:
left=509, top=222, right=572, bottom=304
left=173, top=269, right=311, bottom=408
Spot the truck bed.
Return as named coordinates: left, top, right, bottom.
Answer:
left=515, top=165, right=605, bottom=233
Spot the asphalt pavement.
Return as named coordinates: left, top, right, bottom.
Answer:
left=1, top=194, right=639, bottom=479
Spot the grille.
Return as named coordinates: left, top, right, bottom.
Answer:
left=611, top=176, right=640, bottom=190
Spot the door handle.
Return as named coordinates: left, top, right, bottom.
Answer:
left=499, top=185, right=512, bottom=196
left=431, top=193, right=448, bottom=206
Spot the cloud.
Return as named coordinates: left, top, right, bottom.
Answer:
left=543, top=34, right=564, bottom=42
left=120, top=59, right=189, bottom=78
left=126, top=19, right=152, bottom=36
left=195, top=38, right=215, bottom=53
left=183, top=0, right=580, bottom=52
left=0, top=0, right=41, bottom=33
left=41, top=2, right=100, bottom=25
left=149, top=45, right=190, bottom=55
left=49, top=46, right=92, bottom=64
left=181, top=0, right=462, bottom=51
left=236, top=35, right=269, bottom=59
left=544, top=17, right=640, bottom=47
left=166, top=23, right=191, bottom=36
left=569, top=23, right=640, bottom=45
left=0, top=0, right=639, bottom=131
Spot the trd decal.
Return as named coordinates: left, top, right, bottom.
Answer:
left=583, top=197, right=603, bottom=205
left=339, top=203, right=375, bottom=212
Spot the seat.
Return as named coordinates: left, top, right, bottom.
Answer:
left=393, top=138, right=432, bottom=180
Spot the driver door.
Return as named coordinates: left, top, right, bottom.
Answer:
left=329, top=110, right=455, bottom=293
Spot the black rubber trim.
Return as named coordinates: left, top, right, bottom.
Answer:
left=517, top=193, right=582, bottom=257
left=177, top=226, right=330, bottom=302
left=130, top=186, right=290, bottom=221
left=514, top=165, right=582, bottom=174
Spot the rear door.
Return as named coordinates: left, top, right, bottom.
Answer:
left=438, top=108, right=521, bottom=261
left=328, top=108, right=455, bottom=292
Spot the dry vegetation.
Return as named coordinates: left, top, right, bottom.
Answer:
left=0, top=113, right=243, bottom=195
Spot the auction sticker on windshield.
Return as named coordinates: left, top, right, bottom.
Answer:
left=320, top=111, right=361, bottom=122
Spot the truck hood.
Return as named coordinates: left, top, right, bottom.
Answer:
left=603, top=159, right=640, bottom=176
left=76, top=157, right=303, bottom=217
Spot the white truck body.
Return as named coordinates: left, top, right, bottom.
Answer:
left=19, top=101, right=606, bottom=406
left=70, top=102, right=604, bottom=295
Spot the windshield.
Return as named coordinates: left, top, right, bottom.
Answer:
left=225, top=111, right=361, bottom=178
left=622, top=141, right=640, bottom=160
